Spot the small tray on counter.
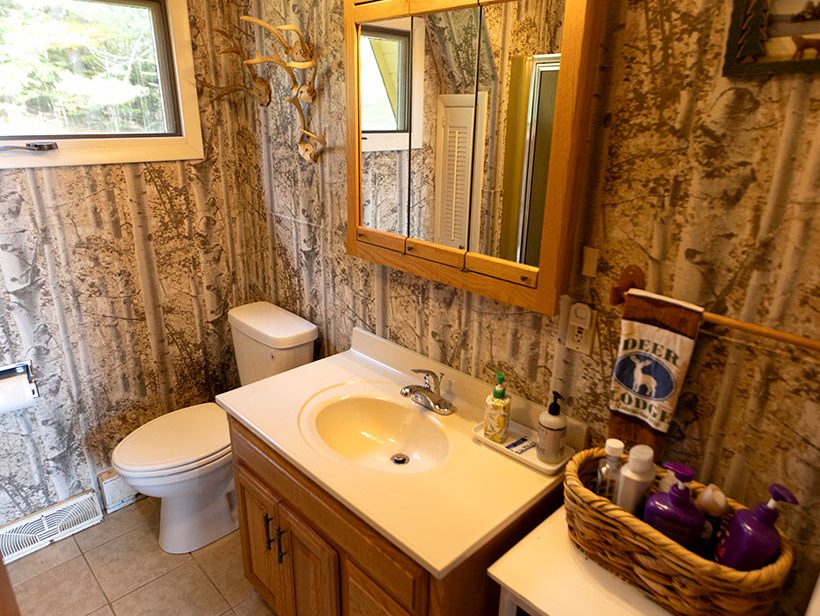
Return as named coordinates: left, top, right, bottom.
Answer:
left=472, top=420, right=574, bottom=476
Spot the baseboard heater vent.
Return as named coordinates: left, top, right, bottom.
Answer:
left=0, top=490, right=102, bottom=563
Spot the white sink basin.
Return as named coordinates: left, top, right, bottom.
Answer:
left=299, top=382, right=449, bottom=473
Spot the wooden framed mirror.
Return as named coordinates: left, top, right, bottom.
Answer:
left=345, top=0, right=604, bottom=315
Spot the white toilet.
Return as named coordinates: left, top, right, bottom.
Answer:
left=112, top=302, right=318, bottom=553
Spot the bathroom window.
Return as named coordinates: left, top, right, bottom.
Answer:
left=360, top=18, right=424, bottom=152
left=0, top=0, right=203, bottom=168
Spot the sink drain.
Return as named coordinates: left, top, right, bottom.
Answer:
left=391, top=453, right=410, bottom=465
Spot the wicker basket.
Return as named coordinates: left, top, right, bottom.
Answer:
left=563, top=448, right=793, bottom=616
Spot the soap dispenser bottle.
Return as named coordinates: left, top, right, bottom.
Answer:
left=536, top=391, right=566, bottom=464
left=483, top=371, right=511, bottom=443
left=643, top=462, right=705, bottom=549
left=715, top=484, right=798, bottom=570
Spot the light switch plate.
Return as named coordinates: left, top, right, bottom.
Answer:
left=581, top=246, right=600, bottom=278
left=565, top=302, right=596, bottom=354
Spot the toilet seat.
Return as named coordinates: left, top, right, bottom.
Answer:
left=115, top=447, right=232, bottom=479
left=112, top=402, right=231, bottom=476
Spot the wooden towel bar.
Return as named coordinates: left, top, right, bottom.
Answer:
left=611, top=265, right=820, bottom=353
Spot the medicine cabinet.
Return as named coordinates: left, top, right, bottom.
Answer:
left=345, top=0, right=604, bottom=314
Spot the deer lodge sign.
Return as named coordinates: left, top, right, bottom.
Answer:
left=611, top=321, right=696, bottom=433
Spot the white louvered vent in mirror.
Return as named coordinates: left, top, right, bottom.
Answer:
left=433, top=93, right=487, bottom=250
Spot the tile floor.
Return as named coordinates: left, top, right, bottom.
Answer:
left=7, top=498, right=275, bottom=616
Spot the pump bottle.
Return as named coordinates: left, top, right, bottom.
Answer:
left=715, top=484, right=798, bottom=570
left=537, top=391, right=566, bottom=463
left=483, top=371, right=510, bottom=443
left=643, top=462, right=705, bottom=549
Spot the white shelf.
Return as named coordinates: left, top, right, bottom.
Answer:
left=488, top=507, right=674, bottom=616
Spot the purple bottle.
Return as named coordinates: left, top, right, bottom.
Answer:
left=643, top=462, right=704, bottom=549
left=715, top=484, right=798, bottom=571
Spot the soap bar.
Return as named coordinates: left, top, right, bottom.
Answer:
left=506, top=436, right=536, bottom=455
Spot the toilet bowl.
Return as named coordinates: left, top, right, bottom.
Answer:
left=112, top=403, right=235, bottom=553
left=111, top=302, right=318, bottom=553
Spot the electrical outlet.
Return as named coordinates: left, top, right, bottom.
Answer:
left=565, top=302, right=596, bottom=355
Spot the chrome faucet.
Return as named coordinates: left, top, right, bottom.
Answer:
left=400, top=369, right=455, bottom=415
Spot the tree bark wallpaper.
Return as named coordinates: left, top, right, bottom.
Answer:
left=0, top=0, right=817, bottom=612
left=0, top=0, right=270, bottom=532
left=257, top=0, right=818, bottom=611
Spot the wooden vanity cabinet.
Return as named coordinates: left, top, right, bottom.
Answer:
left=229, top=417, right=558, bottom=616
left=234, top=466, right=340, bottom=616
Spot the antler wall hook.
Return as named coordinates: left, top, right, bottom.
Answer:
left=202, top=16, right=322, bottom=163
left=238, top=15, right=322, bottom=163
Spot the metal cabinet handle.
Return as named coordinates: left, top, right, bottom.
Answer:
left=263, top=513, right=274, bottom=551
left=275, top=526, right=287, bottom=564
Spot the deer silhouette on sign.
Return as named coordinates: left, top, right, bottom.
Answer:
left=630, top=356, right=658, bottom=397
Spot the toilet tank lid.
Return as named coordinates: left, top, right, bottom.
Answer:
left=228, top=302, right=318, bottom=349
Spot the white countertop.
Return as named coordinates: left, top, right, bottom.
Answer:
left=488, top=507, right=673, bottom=616
left=216, top=328, right=584, bottom=579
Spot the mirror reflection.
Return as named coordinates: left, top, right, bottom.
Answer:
left=359, top=20, right=414, bottom=236
left=408, top=7, right=480, bottom=249
left=472, top=1, right=564, bottom=266
left=357, top=1, right=563, bottom=266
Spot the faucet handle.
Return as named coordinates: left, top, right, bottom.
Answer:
left=411, top=368, right=443, bottom=394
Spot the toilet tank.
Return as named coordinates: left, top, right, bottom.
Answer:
left=228, top=302, right=318, bottom=386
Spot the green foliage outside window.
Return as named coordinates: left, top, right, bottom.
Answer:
left=0, top=0, right=173, bottom=137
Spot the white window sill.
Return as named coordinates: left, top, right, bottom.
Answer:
left=0, top=134, right=204, bottom=169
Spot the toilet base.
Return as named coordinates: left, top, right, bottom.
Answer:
left=158, top=489, right=238, bottom=554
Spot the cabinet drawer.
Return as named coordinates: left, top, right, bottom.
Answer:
left=345, top=560, right=413, bottom=616
left=230, top=419, right=428, bottom=615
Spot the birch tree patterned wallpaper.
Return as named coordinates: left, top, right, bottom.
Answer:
left=0, top=0, right=817, bottom=612
left=0, top=0, right=271, bottom=522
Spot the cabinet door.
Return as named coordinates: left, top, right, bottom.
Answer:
left=234, top=466, right=287, bottom=614
left=280, top=503, right=340, bottom=616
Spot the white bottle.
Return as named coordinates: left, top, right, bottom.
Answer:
left=596, top=438, right=624, bottom=500
left=614, top=444, right=655, bottom=514
left=483, top=371, right=511, bottom=443
left=537, top=391, right=566, bottom=463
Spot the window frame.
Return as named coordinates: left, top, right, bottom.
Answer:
left=360, top=25, right=411, bottom=133
left=359, top=17, right=424, bottom=153
left=0, top=0, right=203, bottom=169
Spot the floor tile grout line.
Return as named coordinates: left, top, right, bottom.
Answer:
left=104, top=555, right=193, bottom=605
left=76, top=502, right=158, bottom=555
left=82, top=520, right=175, bottom=603
left=8, top=535, right=82, bottom=589
left=191, top=557, right=235, bottom=612
left=80, top=548, right=114, bottom=607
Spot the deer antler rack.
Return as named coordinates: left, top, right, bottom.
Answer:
left=199, top=29, right=272, bottom=106
left=239, top=15, right=323, bottom=163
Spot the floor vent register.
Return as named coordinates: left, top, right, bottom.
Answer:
left=0, top=490, right=102, bottom=563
